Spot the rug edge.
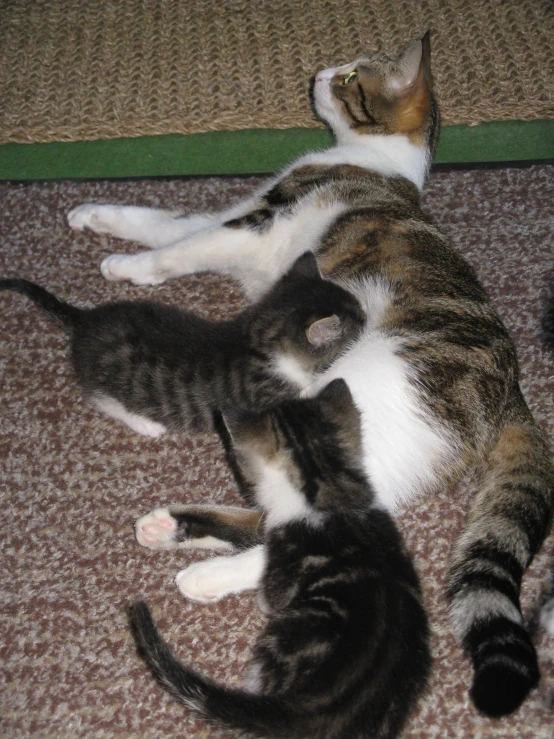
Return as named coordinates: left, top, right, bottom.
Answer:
left=0, top=121, right=553, bottom=180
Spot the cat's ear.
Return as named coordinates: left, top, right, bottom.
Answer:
left=317, top=378, right=354, bottom=407
left=289, top=251, right=321, bottom=280
left=317, top=379, right=363, bottom=451
left=222, top=407, right=268, bottom=445
left=221, top=407, right=248, bottom=440
left=306, top=314, right=342, bottom=347
left=388, top=31, right=430, bottom=95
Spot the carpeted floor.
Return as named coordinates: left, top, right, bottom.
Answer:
left=1, top=165, right=553, bottom=738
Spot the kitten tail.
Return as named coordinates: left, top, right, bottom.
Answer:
left=0, top=278, right=81, bottom=330
left=129, top=601, right=299, bottom=738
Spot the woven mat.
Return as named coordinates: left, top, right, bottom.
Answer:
left=1, top=0, right=553, bottom=146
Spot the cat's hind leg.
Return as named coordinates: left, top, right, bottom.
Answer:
left=135, top=505, right=264, bottom=552
left=68, top=205, right=216, bottom=249
left=91, top=395, right=167, bottom=437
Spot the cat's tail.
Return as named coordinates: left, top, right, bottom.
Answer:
left=129, top=601, right=300, bottom=738
left=0, top=278, right=81, bottom=330
left=447, top=390, right=554, bottom=717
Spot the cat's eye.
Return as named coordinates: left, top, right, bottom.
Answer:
left=343, top=71, right=358, bottom=85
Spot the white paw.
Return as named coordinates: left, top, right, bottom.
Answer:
left=100, top=253, right=164, bottom=285
left=175, top=547, right=265, bottom=604
left=127, top=416, right=167, bottom=438
left=68, top=204, right=119, bottom=234
left=136, top=508, right=178, bottom=550
left=176, top=558, right=249, bottom=604
left=541, top=597, right=554, bottom=636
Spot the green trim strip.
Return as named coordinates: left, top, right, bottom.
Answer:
left=0, top=120, right=552, bottom=180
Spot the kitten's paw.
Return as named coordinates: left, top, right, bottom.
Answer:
left=100, top=253, right=165, bottom=285
left=540, top=597, right=554, bottom=636
left=136, top=508, right=179, bottom=550
left=128, top=417, right=167, bottom=437
left=68, top=204, right=120, bottom=234
left=175, top=555, right=255, bottom=604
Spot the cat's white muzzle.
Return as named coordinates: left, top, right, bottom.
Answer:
left=313, top=64, right=358, bottom=142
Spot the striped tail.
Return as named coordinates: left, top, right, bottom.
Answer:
left=0, top=278, right=81, bottom=329
left=447, top=392, right=554, bottom=717
left=129, top=601, right=299, bottom=738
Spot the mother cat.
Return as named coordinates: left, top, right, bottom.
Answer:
left=69, top=33, right=553, bottom=717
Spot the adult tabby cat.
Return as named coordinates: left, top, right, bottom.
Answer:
left=70, top=33, right=554, bottom=716
left=130, top=379, right=431, bottom=739
left=0, top=253, right=364, bottom=436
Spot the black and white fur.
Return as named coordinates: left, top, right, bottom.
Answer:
left=65, top=33, right=554, bottom=716
left=130, top=379, right=431, bottom=739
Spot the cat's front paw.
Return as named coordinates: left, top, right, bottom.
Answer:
left=136, top=508, right=179, bottom=550
left=175, top=553, right=259, bottom=604
left=175, top=559, right=241, bottom=604
left=540, top=597, right=554, bottom=636
left=100, top=253, right=165, bottom=285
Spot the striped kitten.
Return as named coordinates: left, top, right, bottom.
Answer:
left=0, top=253, right=364, bottom=436
left=71, top=33, right=554, bottom=716
left=130, top=380, right=431, bottom=739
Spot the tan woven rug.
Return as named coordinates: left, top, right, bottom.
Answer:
left=1, top=0, right=553, bottom=146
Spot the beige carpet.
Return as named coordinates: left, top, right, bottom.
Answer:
left=1, top=165, right=554, bottom=737
left=1, top=0, right=553, bottom=145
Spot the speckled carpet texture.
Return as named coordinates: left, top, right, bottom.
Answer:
left=1, top=165, right=554, bottom=738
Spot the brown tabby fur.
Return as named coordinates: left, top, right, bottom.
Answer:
left=65, top=32, right=554, bottom=719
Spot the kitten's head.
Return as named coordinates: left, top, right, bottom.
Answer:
left=223, top=379, right=370, bottom=519
left=255, top=252, right=366, bottom=372
left=312, top=31, right=439, bottom=155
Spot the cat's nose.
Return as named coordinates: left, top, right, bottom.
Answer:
left=315, top=68, right=337, bottom=83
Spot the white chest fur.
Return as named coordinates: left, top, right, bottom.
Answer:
left=256, top=462, right=324, bottom=529
left=312, top=277, right=456, bottom=511
left=272, top=352, right=314, bottom=391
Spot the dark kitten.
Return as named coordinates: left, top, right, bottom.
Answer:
left=130, top=379, right=431, bottom=739
left=0, top=252, right=364, bottom=436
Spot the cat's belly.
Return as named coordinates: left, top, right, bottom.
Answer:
left=313, top=330, right=458, bottom=511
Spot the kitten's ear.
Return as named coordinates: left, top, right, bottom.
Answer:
left=317, top=378, right=354, bottom=407
left=221, top=407, right=248, bottom=441
left=289, top=251, right=321, bottom=280
left=388, top=32, right=430, bottom=95
left=306, top=314, right=342, bottom=347
left=222, top=407, right=268, bottom=445
left=317, top=379, right=363, bottom=449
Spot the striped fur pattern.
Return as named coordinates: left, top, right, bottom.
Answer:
left=130, top=380, right=431, bottom=739
left=0, top=253, right=364, bottom=436
left=69, top=33, right=553, bottom=716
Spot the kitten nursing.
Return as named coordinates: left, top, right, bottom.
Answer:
left=70, top=31, right=554, bottom=720
left=130, top=380, right=431, bottom=739
left=0, top=253, right=364, bottom=436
